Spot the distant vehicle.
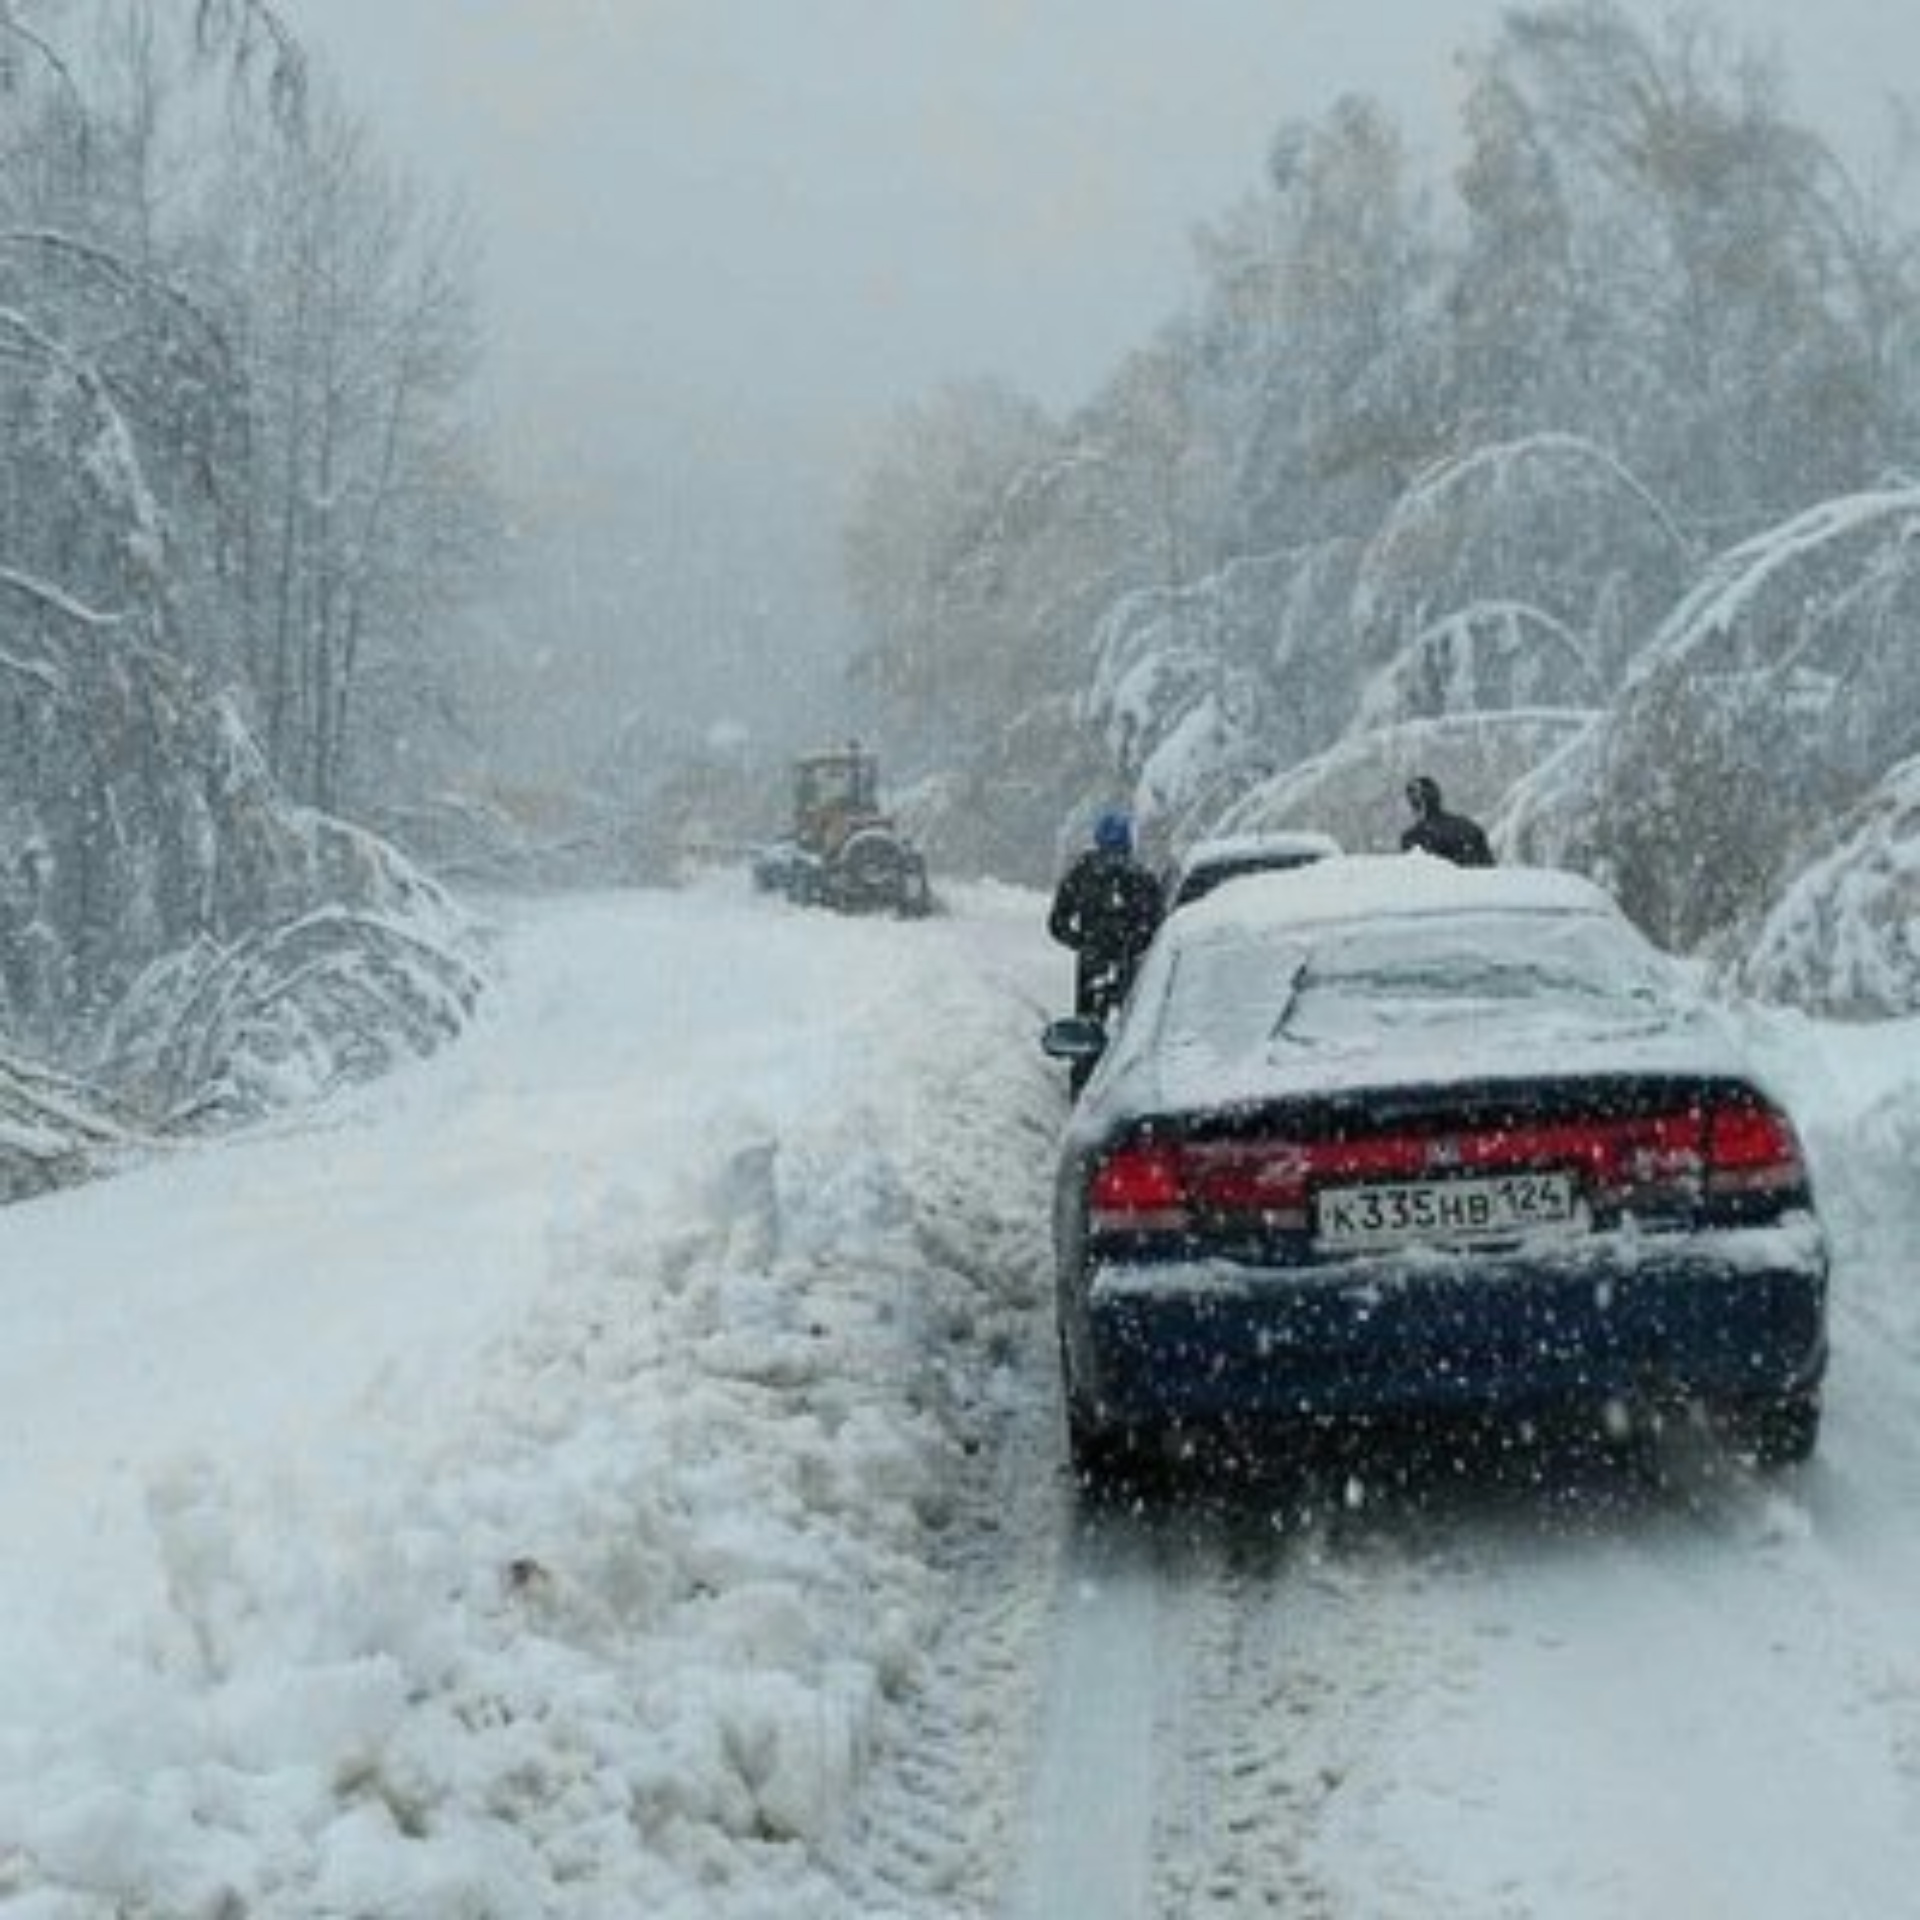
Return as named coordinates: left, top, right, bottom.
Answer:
left=1041, top=855, right=1829, bottom=1490
left=1165, top=829, right=1341, bottom=911
left=751, top=743, right=932, bottom=917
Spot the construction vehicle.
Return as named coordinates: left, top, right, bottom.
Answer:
left=751, top=743, right=933, bottom=916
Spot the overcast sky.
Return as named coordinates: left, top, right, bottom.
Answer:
left=279, top=0, right=1911, bottom=739
left=291, top=0, right=1468, bottom=469
left=290, top=1, right=1903, bottom=446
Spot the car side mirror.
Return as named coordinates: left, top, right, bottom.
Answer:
left=1041, top=1015, right=1107, bottom=1062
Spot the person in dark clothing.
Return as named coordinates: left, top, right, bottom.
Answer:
left=1401, top=775, right=1495, bottom=868
left=1048, top=810, right=1165, bottom=1024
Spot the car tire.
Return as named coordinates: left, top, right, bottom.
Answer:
left=1725, top=1389, right=1821, bottom=1469
left=836, top=829, right=908, bottom=912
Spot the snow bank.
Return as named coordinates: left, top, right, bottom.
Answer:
left=0, top=879, right=1060, bottom=1916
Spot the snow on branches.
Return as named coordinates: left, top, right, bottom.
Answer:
left=1352, top=433, right=1693, bottom=693
left=1726, top=754, right=1920, bottom=1017
left=103, top=901, right=482, bottom=1128
left=1510, top=486, right=1920, bottom=952
left=1351, top=599, right=1603, bottom=731
left=1215, top=710, right=1593, bottom=862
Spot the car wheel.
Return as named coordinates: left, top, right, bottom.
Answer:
left=1725, top=1389, right=1821, bottom=1469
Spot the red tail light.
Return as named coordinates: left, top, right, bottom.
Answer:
left=1181, top=1141, right=1311, bottom=1228
left=1088, top=1142, right=1190, bottom=1234
left=1089, top=1138, right=1312, bottom=1235
left=1703, top=1100, right=1807, bottom=1196
left=1087, top=1094, right=1806, bottom=1246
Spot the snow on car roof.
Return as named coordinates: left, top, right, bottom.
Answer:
left=1176, top=829, right=1342, bottom=870
left=1169, top=851, right=1618, bottom=938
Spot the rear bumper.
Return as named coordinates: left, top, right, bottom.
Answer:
left=1070, top=1217, right=1828, bottom=1429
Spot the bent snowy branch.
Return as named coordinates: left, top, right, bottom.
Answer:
left=0, top=566, right=127, bottom=630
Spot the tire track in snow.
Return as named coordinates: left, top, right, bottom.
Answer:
left=1005, top=1470, right=1441, bottom=1920
left=1151, top=1518, right=1339, bottom=1920
left=1001, top=1505, right=1168, bottom=1919
left=824, top=1353, right=1067, bottom=1918
left=1147, top=1489, right=1451, bottom=1920
left=820, top=914, right=1071, bottom=1917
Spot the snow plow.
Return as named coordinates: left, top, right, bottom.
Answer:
left=751, top=744, right=933, bottom=916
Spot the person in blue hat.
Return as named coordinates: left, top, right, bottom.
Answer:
left=1048, top=809, right=1164, bottom=1029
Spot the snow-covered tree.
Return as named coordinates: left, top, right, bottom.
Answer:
left=0, top=2, right=492, bottom=1182
left=839, top=0, right=1920, bottom=962
left=1724, top=754, right=1920, bottom=1016
left=1215, top=710, right=1592, bottom=864
left=1349, top=433, right=1694, bottom=695
left=1506, top=488, right=1920, bottom=946
left=1201, top=95, right=1448, bottom=553
left=843, top=378, right=1056, bottom=767
left=206, top=85, right=495, bottom=813
left=1491, top=1, right=1909, bottom=521
left=1444, top=55, right=1582, bottom=441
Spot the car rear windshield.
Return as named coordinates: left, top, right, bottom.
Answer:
left=1175, top=854, right=1316, bottom=907
left=1163, top=909, right=1677, bottom=1059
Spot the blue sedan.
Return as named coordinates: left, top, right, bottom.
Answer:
left=1042, top=856, right=1829, bottom=1489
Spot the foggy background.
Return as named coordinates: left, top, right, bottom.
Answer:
left=287, top=0, right=1912, bottom=772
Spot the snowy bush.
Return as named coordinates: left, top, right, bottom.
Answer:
left=0, top=1048, right=143, bottom=1203
left=1507, top=487, right=1920, bottom=950
left=102, top=904, right=484, bottom=1127
left=1083, top=540, right=1363, bottom=848
left=1352, top=600, right=1605, bottom=731
left=0, top=584, right=486, bottom=1135
left=1724, top=755, right=1920, bottom=1016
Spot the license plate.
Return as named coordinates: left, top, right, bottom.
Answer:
left=1315, top=1172, right=1580, bottom=1250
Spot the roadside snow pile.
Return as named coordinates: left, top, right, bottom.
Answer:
left=0, top=885, right=1060, bottom=1917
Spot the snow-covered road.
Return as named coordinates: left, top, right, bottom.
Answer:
left=2, top=876, right=1917, bottom=1916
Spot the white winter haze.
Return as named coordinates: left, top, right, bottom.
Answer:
left=288, top=0, right=1914, bottom=758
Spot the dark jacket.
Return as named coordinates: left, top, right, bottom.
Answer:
left=1048, top=848, right=1164, bottom=1019
left=1402, top=807, right=1495, bottom=868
